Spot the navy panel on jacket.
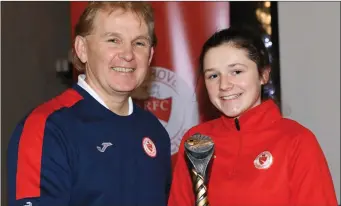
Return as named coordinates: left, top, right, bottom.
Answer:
left=7, top=84, right=171, bottom=206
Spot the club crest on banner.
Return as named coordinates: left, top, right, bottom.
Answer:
left=143, top=66, right=199, bottom=155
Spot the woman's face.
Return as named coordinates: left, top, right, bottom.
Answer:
left=203, top=43, right=269, bottom=118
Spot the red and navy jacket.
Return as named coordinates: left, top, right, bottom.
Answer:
left=168, top=100, right=338, bottom=206
left=7, top=84, right=171, bottom=206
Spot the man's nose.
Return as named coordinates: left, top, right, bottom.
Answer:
left=118, top=44, right=134, bottom=62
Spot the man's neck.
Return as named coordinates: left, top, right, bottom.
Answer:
left=85, top=76, right=131, bottom=116
left=103, top=95, right=130, bottom=116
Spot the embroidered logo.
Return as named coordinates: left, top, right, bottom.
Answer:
left=97, top=142, right=113, bottom=152
left=24, top=202, right=32, bottom=206
left=254, top=151, right=273, bottom=169
left=142, top=137, right=157, bottom=158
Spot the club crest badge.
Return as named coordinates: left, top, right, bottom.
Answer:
left=142, top=137, right=157, bottom=158
left=254, top=151, right=273, bottom=170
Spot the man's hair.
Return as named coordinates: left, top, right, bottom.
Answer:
left=72, top=2, right=156, bottom=72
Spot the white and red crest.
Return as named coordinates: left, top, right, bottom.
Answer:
left=144, top=96, right=172, bottom=123
left=142, top=137, right=157, bottom=158
left=254, top=151, right=273, bottom=170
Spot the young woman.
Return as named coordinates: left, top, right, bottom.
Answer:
left=168, top=27, right=338, bottom=206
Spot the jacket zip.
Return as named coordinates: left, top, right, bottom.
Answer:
left=230, top=118, right=242, bottom=177
left=234, top=118, right=241, bottom=131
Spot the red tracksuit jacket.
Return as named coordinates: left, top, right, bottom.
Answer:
left=168, top=100, right=338, bottom=206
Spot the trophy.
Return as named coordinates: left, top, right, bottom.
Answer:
left=184, top=133, right=215, bottom=206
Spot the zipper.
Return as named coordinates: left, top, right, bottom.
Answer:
left=229, top=118, right=242, bottom=177
left=234, top=118, right=240, bottom=131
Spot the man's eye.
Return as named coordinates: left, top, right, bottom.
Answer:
left=108, top=38, right=120, bottom=43
left=134, top=41, right=149, bottom=47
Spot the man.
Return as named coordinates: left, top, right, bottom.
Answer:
left=7, top=2, right=171, bottom=206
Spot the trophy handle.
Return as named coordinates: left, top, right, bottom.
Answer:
left=190, top=169, right=210, bottom=206
left=184, top=133, right=214, bottom=206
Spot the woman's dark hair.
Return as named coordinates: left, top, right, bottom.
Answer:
left=199, top=26, right=270, bottom=77
left=196, top=26, right=273, bottom=121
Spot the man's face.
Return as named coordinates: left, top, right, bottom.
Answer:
left=76, top=8, right=154, bottom=97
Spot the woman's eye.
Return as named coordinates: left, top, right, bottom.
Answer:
left=208, top=74, right=218, bottom=79
left=232, top=70, right=242, bottom=75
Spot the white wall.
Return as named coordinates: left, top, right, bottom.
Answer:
left=278, top=2, right=340, bottom=203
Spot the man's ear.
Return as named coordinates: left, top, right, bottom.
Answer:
left=260, top=67, right=271, bottom=85
left=74, top=35, right=88, bottom=63
left=148, top=47, right=154, bottom=65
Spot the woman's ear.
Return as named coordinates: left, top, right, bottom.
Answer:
left=260, top=67, right=271, bottom=85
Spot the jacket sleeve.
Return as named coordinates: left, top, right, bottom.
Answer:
left=168, top=131, right=195, bottom=206
left=7, top=117, right=73, bottom=206
left=288, top=129, right=338, bottom=206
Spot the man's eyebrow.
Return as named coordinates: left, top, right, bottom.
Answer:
left=134, top=35, right=150, bottom=40
left=101, top=32, right=151, bottom=43
left=133, top=35, right=151, bottom=43
left=101, top=32, right=122, bottom=37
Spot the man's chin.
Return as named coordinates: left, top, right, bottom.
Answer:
left=109, top=89, right=133, bottom=97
